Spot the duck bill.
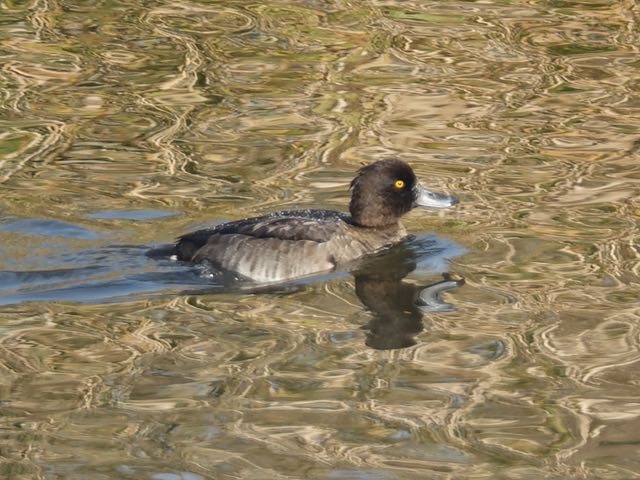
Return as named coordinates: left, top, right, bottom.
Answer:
left=413, top=184, right=458, bottom=209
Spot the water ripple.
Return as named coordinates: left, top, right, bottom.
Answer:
left=1, top=0, right=640, bottom=478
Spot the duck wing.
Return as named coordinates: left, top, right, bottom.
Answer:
left=174, top=211, right=353, bottom=281
left=175, top=210, right=351, bottom=259
left=191, top=233, right=337, bottom=282
left=215, top=210, right=351, bottom=242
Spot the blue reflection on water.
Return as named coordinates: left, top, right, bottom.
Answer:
left=0, top=215, right=465, bottom=306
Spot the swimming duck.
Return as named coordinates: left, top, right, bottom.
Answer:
left=174, top=159, right=458, bottom=282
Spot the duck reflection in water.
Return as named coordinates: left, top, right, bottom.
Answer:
left=150, top=233, right=464, bottom=350
left=352, top=238, right=464, bottom=350
left=148, top=232, right=464, bottom=350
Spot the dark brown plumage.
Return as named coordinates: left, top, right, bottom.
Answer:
left=174, top=159, right=457, bottom=282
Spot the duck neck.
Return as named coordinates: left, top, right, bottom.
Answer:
left=349, top=198, right=401, bottom=228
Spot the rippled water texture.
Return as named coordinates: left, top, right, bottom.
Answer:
left=1, top=0, right=640, bottom=478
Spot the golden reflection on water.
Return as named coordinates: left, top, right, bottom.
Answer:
left=1, top=0, right=640, bottom=478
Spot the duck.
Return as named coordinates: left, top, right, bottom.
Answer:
left=173, top=158, right=458, bottom=283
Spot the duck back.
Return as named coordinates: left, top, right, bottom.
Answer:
left=175, top=210, right=406, bottom=282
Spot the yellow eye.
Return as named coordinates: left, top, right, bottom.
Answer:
left=394, top=179, right=405, bottom=189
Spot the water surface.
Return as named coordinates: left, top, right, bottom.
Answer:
left=1, top=0, right=640, bottom=478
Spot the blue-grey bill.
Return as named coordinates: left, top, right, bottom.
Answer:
left=413, top=184, right=459, bottom=209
